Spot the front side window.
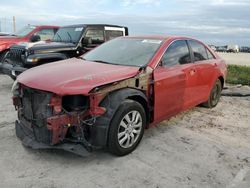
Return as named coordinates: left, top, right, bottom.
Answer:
left=85, top=29, right=104, bottom=44
left=189, top=40, right=208, bottom=61
left=83, top=38, right=163, bottom=67
left=36, top=29, right=56, bottom=41
left=161, top=40, right=191, bottom=67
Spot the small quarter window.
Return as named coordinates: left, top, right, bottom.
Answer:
left=105, top=30, right=124, bottom=41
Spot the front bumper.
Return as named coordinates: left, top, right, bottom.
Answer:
left=15, top=120, right=91, bottom=157
left=0, top=62, right=27, bottom=78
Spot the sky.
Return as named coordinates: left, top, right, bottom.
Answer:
left=0, top=0, right=250, bottom=45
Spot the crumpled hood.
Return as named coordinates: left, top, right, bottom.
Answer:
left=17, top=58, right=140, bottom=95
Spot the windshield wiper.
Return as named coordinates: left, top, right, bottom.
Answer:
left=90, top=60, right=123, bottom=66
left=90, top=60, right=113, bottom=64
left=77, top=56, right=86, bottom=60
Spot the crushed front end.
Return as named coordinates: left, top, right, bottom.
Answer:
left=12, top=83, right=107, bottom=156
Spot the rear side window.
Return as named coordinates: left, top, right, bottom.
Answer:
left=105, top=30, right=124, bottom=41
left=85, top=29, right=104, bottom=44
left=162, top=40, right=191, bottom=67
left=189, top=40, right=208, bottom=61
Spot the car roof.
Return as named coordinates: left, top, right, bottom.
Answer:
left=122, top=35, right=199, bottom=41
left=61, top=24, right=127, bottom=28
left=32, top=25, right=59, bottom=28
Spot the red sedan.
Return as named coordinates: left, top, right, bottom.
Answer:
left=13, top=36, right=227, bottom=156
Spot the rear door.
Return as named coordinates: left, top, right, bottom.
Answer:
left=188, top=40, right=217, bottom=101
left=153, top=40, right=196, bottom=121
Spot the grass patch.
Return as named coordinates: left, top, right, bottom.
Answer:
left=226, top=65, right=250, bottom=86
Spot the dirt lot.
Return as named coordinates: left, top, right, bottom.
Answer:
left=218, top=52, right=250, bottom=66
left=0, top=74, right=250, bottom=188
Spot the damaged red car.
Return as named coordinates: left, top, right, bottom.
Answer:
left=12, top=36, right=227, bottom=156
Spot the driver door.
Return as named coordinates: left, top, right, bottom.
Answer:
left=153, top=40, right=195, bottom=122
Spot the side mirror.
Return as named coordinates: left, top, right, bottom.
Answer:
left=82, top=37, right=92, bottom=46
left=30, top=35, right=41, bottom=42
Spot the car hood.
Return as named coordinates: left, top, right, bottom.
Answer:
left=29, top=41, right=76, bottom=52
left=0, top=36, right=20, bottom=45
left=17, top=58, right=140, bottom=95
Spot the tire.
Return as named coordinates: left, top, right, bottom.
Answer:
left=0, top=50, right=9, bottom=63
left=0, top=51, right=16, bottom=80
left=108, top=99, right=146, bottom=156
left=202, top=79, right=222, bottom=108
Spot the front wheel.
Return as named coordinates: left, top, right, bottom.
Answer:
left=202, top=79, right=222, bottom=108
left=108, top=99, right=146, bottom=156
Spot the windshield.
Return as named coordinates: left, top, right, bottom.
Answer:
left=83, top=38, right=163, bottom=67
left=52, top=26, right=83, bottom=43
left=14, top=25, right=36, bottom=37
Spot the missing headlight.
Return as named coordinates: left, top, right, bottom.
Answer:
left=62, top=95, right=89, bottom=112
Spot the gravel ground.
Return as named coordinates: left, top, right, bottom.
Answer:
left=0, top=75, right=250, bottom=188
left=218, top=52, right=250, bottom=66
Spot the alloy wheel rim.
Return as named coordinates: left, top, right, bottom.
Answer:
left=117, top=110, right=142, bottom=149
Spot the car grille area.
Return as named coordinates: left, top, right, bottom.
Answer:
left=20, top=87, right=53, bottom=144
left=9, top=46, right=26, bottom=66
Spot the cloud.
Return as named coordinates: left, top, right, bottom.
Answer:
left=0, top=0, right=249, bottom=45
left=121, top=0, right=161, bottom=6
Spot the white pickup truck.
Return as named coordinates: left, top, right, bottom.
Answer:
left=227, top=44, right=240, bottom=53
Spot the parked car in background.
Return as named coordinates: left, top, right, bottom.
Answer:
left=3, top=24, right=128, bottom=79
left=240, top=46, right=250, bottom=53
left=227, top=44, right=239, bottom=53
left=209, top=45, right=216, bottom=51
left=0, top=32, right=12, bottom=36
left=216, top=46, right=227, bottom=52
left=12, top=36, right=227, bottom=156
left=0, top=25, right=59, bottom=63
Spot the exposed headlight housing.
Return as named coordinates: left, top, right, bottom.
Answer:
left=11, top=80, right=20, bottom=96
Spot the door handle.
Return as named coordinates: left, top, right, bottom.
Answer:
left=189, top=69, right=196, bottom=75
left=156, top=81, right=161, bottom=86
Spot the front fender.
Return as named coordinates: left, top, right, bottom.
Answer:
left=89, top=88, right=148, bottom=147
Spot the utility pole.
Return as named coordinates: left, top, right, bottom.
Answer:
left=4, top=17, right=6, bottom=32
left=13, top=16, right=16, bottom=32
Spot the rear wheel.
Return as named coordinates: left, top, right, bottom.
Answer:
left=202, top=79, right=222, bottom=108
left=108, top=99, right=146, bottom=156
